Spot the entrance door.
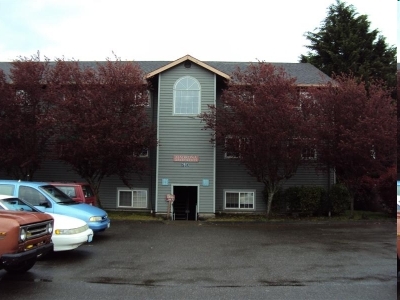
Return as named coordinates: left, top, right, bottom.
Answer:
left=173, top=186, right=197, bottom=220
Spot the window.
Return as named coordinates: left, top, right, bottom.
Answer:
left=173, top=76, right=200, bottom=115
left=224, top=136, right=248, bottom=159
left=57, top=186, right=77, bottom=197
left=19, top=186, right=47, bottom=206
left=135, top=90, right=151, bottom=107
left=133, top=148, right=149, bottom=158
left=139, top=148, right=149, bottom=157
left=146, top=90, right=151, bottom=107
left=0, top=184, right=15, bottom=196
left=299, top=90, right=312, bottom=100
left=239, top=91, right=255, bottom=103
left=224, top=137, right=239, bottom=158
left=301, top=145, right=317, bottom=160
left=82, top=185, right=94, bottom=198
left=225, top=191, right=255, bottom=209
left=370, top=145, right=376, bottom=160
left=117, top=189, right=147, bottom=208
left=297, top=88, right=314, bottom=110
left=16, top=89, right=28, bottom=100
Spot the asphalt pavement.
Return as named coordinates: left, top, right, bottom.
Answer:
left=0, top=220, right=397, bottom=300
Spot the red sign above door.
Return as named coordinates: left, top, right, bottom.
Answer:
left=173, top=155, right=199, bottom=162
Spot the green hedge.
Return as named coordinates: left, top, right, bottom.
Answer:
left=284, top=186, right=302, bottom=212
left=281, top=184, right=350, bottom=216
left=299, top=186, right=325, bottom=215
left=328, top=184, right=351, bottom=215
left=284, top=186, right=324, bottom=216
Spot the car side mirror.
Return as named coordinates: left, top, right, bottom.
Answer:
left=39, top=200, right=51, bottom=208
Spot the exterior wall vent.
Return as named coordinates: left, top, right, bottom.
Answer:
left=184, top=60, right=191, bottom=68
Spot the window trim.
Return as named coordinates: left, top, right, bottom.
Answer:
left=117, top=188, right=148, bottom=209
left=173, top=76, right=201, bottom=115
left=224, top=190, right=255, bottom=210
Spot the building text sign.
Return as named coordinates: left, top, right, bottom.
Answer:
left=173, top=155, right=199, bottom=162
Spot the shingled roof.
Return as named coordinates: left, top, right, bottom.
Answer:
left=0, top=55, right=332, bottom=86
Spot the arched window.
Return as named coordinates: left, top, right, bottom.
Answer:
left=173, top=76, right=201, bottom=115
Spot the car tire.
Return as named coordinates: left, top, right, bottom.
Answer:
left=3, top=257, right=36, bottom=274
left=398, top=255, right=400, bottom=276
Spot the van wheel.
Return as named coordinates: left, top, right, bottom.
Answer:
left=4, top=257, right=36, bottom=274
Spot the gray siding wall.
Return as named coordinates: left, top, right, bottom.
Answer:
left=215, top=149, right=264, bottom=212
left=0, top=62, right=335, bottom=215
left=19, top=158, right=154, bottom=210
left=4, top=89, right=160, bottom=211
left=156, top=63, right=215, bottom=214
left=215, top=147, right=335, bottom=213
left=213, top=77, right=335, bottom=213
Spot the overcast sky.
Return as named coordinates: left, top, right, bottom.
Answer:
left=0, top=0, right=397, bottom=62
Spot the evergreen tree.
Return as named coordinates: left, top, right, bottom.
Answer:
left=300, top=0, right=396, bottom=88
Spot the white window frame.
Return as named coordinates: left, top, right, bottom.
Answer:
left=117, top=188, right=148, bottom=208
left=224, top=190, right=255, bottom=210
left=173, top=76, right=201, bottom=115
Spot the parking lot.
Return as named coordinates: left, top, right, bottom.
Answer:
left=0, top=220, right=397, bottom=300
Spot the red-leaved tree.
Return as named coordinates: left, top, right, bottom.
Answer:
left=200, top=62, right=313, bottom=217
left=308, top=74, right=396, bottom=217
left=0, top=53, right=59, bottom=180
left=397, top=69, right=400, bottom=177
left=51, top=56, right=157, bottom=207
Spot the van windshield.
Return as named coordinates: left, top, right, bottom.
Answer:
left=0, top=197, right=41, bottom=212
left=40, top=185, right=78, bottom=204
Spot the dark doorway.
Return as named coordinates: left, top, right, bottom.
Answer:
left=173, top=186, right=197, bottom=220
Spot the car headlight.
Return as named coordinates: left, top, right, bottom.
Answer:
left=89, top=216, right=103, bottom=222
left=47, top=222, right=53, bottom=234
left=20, top=228, right=27, bottom=242
left=55, top=224, right=89, bottom=235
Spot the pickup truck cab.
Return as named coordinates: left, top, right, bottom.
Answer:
left=0, top=210, right=54, bottom=273
left=0, top=180, right=110, bottom=233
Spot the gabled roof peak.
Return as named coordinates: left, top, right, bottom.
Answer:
left=145, top=54, right=231, bottom=80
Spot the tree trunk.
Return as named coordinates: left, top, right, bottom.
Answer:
left=350, top=195, right=354, bottom=218
left=94, top=189, right=102, bottom=208
left=266, top=191, right=275, bottom=218
left=86, top=178, right=103, bottom=208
